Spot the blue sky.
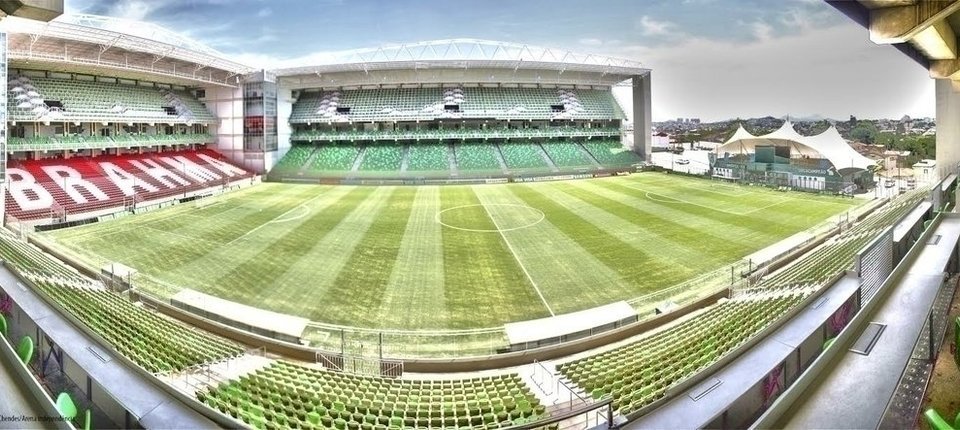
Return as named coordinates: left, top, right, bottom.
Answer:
left=65, top=0, right=934, bottom=122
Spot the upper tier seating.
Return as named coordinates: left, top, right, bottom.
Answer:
left=290, top=87, right=623, bottom=123
left=289, top=126, right=621, bottom=142
left=8, top=133, right=214, bottom=151
left=199, top=360, right=549, bottom=430
left=5, top=149, right=252, bottom=221
left=7, top=75, right=215, bottom=123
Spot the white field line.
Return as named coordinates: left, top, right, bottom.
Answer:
left=478, top=201, right=556, bottom=316
left=142, top=225, right=223, bottom=247
left=623, top=183, right=751, bottom=216
left=223, top=189, right=328, bottom=246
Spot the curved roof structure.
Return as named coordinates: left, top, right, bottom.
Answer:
left=718, top=121, right=876, bottom=171
left=0, top=14, right=254, bottom=86
left=273, top=39, right=648, bottom=77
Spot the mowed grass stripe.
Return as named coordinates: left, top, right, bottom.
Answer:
left=539, top=181, right=718, bottom=276
left=587, top=180, right=790, bottom=247
left=633, top=175, right=776, bottom=213
left=262, top=187, right=394, bottom=324
left=506, top=184, right=678, bottom=299
left=378, top=187, right=446, bottom=329
left=561, top=180, right=751, bottom=259
left=317, top=187, right=417, bottom=327
left=185, top=186, right=361, bottom=305
left=47, top=184, right=321, bottom=275
left=439, top=187, right=546, bottom=328
left=474, top=185, right=633, bottom=314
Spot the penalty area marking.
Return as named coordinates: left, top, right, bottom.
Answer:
left=224, top=190, right=327, bottom=246
left=435, top=204, right=545, bottom=233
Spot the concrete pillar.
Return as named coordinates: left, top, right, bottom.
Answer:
left=936, top=78, right=960, bottom=177
left=632, top=73, right=652, bottom=161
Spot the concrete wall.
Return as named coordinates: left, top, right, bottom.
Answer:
left=632, top=73, right=652, bottom=161
left=202, top=84, right=246, bottom=169
left=937, top=78, right=960, bottom=177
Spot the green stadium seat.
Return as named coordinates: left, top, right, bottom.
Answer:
left=16, top=336, right=33, bottom=364
left=924, top=408, right=959, bottom=430
left=56, top=393, right=77, bottom=421
left=0, top=313, right=6, bottom=337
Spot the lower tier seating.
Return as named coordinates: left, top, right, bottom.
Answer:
left=454, top=143, right=501, bottom=171
left=581, top=140, right=642, bottom=166
left=498, top=143, right=549, bottom=170
left=406, top=144, right=450, bottom=172
left=274, top=146, right=315, bottom=173
left=0, top=232, right=244, bottom=374
left=199, top=360, right=548, bottom=430
left=541, top=141, right=593, bottom=168
left=6, top=149, right=251, bottom=221
left=360, top=145, right=404, bottom=172
left=557, top=295, right=803, bottom=415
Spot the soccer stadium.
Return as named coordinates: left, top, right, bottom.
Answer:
left=0, top=1, right=957, bottom=430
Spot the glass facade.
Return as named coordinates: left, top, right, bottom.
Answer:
left=243, top=74, right=277, bottom=152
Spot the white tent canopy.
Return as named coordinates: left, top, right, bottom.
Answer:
left=718, top=121, right=875, bottom=171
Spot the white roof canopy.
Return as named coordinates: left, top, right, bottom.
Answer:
left=718, top=121, right=876, bottom=171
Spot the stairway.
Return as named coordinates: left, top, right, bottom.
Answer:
left=446, top=142, right=459, bottom=173
left=399, top=143, right=410, bottom=173
left=536, top=143, right=560, bottom=172
left=492, top=143, right=510, bottom=174
left=576, top=142, right=603, bottom=169
left=350, top=146, right=367, bottom=172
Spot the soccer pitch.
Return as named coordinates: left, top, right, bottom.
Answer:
left=43, top=173, right=861, bottom=331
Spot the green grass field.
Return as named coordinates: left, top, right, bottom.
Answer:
left=43, top=173, right=861, bottom=332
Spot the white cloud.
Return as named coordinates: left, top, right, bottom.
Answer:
left=578, top=38, right=604, bottom=46
left=582, top=22, right=934, bottom=122
left=638, top=15, right=674, bottom=36
left=750, top=20, right=774, bottom=42
left=107, top=0, right=154, bottom=21
left=257, top=7, right=272, bottom=18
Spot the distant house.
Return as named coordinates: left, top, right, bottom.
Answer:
left=913, top=159, right=937, bottom=183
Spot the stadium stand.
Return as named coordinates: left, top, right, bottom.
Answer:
left=8, top=133, right=214, bottom=151
left=454, top=143, right=502, bottom=172
left=359, top=144, right=404, bottom=172
left=198, top=360, right=550, bottom=430
left=555, top=189, right=930, bottom=416
left=0, top=231, right=244, bottom=374
left=581, top=140, right=643, bottom=167
left=540, top=141, right=594, bottom=168
left=5, top=149, right=251, bottom=221
left=289, top=87, right=622, bottom=123
left=309, top=145, right=362, bottom=172
left=289, top=126, right=621, bottom=143
left=7, top=75, right=215, bottom=124
left=272, top=145, right=316, bottom=174
left=557, top=294, right=802, bottom=414
left=498, top=142, right=550, bottom=170
left=406, top=144, right=451, bottom=172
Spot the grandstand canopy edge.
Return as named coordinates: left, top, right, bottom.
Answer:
left=504, top=301, right=637, bottom=348
left=171, top=289, right=310, bottom=342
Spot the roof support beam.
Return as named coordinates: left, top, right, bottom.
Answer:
left=869, top=0, right=960, bottom=44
